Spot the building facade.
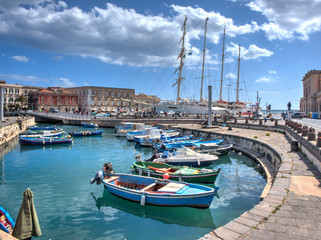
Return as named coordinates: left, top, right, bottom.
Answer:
left=66, top=86, right=135, bottom=113
left=133, top=93, right=160, bottom=111
left=0, top=80, right=43, bottom=109
left=300, top=70, right=321, bottom=114
left=29, top=87, right=78, bottom=112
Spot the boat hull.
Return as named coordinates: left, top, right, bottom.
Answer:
left=19, top=137, right=73, bottom=145
left=132, top=162, right=220, bottom=183
left=102, top=174, right=217, bottom=208
left=70, top=130, right=103, bottom=136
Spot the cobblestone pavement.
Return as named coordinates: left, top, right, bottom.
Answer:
left=174, top=124, right=321, bottom=240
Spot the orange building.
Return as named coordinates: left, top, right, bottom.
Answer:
left=29, top=87, right=78, bottom=112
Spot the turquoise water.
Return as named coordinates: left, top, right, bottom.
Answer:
left=0, top=125, right=266, bottom=240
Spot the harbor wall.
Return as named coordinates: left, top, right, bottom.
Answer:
left=0, top=117, right=35, bottom=147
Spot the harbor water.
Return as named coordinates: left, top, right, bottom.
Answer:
left=0, top=125, right=266, bottom=240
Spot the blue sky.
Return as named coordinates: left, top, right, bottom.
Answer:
left=1, top=0, right=321, bottom=110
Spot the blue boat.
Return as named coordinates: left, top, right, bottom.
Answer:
left=28, top=126, right=58, bottom=131
left=19, top=136, right=73, bottom=145
left=69, top=129, right=103, bottom=136
left=100, top=173, right=218, bottom=208
left=81, top=122, right=99, bottom=128
left=0, top=206, right=15, bottom=234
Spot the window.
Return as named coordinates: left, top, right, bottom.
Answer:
left=65, top=98, right=68, bottom=105
left=99, top=100, right=101, bottom=106
left=72, top=97, right=76, bottom=105
left=98, top=91, right=102, bottom=97
left=105, top=91, right=108, bottom=97
left=92, top=90, right=95, bottom=96
left=15, top=89, right=19, bottom=94
left=3, top=88, right=7, bottom=94
left=128, top=93, right=132, bottom=98
left=9, top=88, right=13, bottom=94
left=111, top=92, right=114, bottom=97
left=9, top=97, right=13, bottom=103
left=105, top=100, right=108, bottom=106
left=117, top=92, right=120, bottom=98
left=42, top=96, right=45, bottom=105
left=117, top=100, right=120, bottom=106
left=111, top=100, right=114, bottom=106
left=123, top=92, right=127, bottom=98
left=57, top=97, right=61, bottom=105
left=24, top=90, right=28, bottom=95
left=3, top=97, right=6, bottom=102
left=50, top=97, right=53, bottom=105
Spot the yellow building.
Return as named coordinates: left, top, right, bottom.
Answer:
left=66, top=86, right=135, bottom=113
left=300, top=70, right=321, bottom=115
left=0, top=80, right=43, bottom=109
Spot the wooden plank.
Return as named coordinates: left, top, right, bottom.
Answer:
left=158, top=182, right=185, bottom=193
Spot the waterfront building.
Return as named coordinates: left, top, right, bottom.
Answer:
left=133, top=93, right=160, bottom=111
left=0, top=80, right=42, bottom=110
left=28, top=87, right=78, bottom=112
left=66, top=86, right=135, bottom=113
left=300, top=70, right=321, bottom=115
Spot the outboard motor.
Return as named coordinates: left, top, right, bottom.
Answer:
left=90, top=171, right=104, bottom=185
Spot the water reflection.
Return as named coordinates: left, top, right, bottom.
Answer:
left=19, top=144, right=73, bottom=153
left=91, top=189, right=216, bottom=229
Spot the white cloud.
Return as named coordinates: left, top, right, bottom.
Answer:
left=0, top=73, right=49, bottom=83
left=11, top=55, right=29, bottom=62
left=269, top=70, right=277, bottom=74
left=54, top=77, right=77, bottom=87
left=226, top=72, right=237, bottom=79
left=255, top=77, right=273, bottom=83
left=0, top=1, right=261, bottom=68
left=226, top=42, right=273, bottom=60
left=247, top=0, right=321, bottom=41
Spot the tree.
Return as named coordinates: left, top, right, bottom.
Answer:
left=15, top=95, right=28, bottom=109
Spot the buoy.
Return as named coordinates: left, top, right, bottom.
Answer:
left=141, top=190, right=146, bottom=206
left=163, top=173, right=169, bottom=180
left=238, top=152, right=242, bottom=156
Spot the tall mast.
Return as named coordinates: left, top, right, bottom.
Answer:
left=173, top=16, right=187, bottom=105
left=219, top=25, right=226, bottom=101
left=236, top=44, right=240, bottom=103
left=200, top=17, right=209, bottom=102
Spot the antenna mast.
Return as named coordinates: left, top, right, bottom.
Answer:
left=173, top=16, right=187, bottom=105
left=200, top=17, right=209, bottom=102
left=236, top=45, right=240, bottom=103
left=219, top=25, right=226, bottom=101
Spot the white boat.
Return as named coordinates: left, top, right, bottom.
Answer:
left=115, top=122, right=134, bottom=137
left=135, top=129, right=179, bottom=146
left=149, top=147, right=218, bottom=167
left=126, top=124, right=152, bottom=141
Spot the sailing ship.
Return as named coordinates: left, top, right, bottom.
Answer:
left=155, top=17, right=249, bottom=115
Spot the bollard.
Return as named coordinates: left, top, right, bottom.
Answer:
left=297, top=124, right=302, bottom=133
left=259, top=119, right=262, bottom=125
left=291, top=140, right=298, bottom=152
left=274, top=119, right=278, bottom=126
left=234, top=118, right=237, bottom=123
left=308, top=128, right=316, bottom=141
left=317, top=132, right=321, bottom=147
left=245, top=118, right=248, bottom=124
left=228, top=125, right=232, bottom=130
left=302, top=126, right=308, bottom=137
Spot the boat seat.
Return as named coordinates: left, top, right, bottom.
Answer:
left=104, top=176, right=119, bottom=183
left=141, top=182, right=156, bottom=191
left=157, top=182, right=186, bottom=193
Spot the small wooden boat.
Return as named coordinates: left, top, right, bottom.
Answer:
left=28, top=126, right=60, bottom=131
left=132, top=161, right=221, bottom=183
left=0, top=206, right=15, bottom=234
left=149, top=147, right=219, bottom=167
left=19, top=136, right=73, bottom=145
left=69, top=129, right=103, bottom=136
left=20, top=129, right=65, bottom=138
left=81, top=122, right=99, bottom=128
left=101, top=173, right=218, bottom=208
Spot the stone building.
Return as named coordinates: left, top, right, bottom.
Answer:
left=28, top=87, right=78, bottom=112
left=66, top=86, right=135, bottom=113
left=300, top=70, right=321, bottom=115
left=133, top=93, right=160, bottom=111
left=0, top=80, right=42, bottom=109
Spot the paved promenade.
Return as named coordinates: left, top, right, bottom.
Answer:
left=174, top=124, right=321, bottom=240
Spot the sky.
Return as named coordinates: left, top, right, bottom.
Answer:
left=1, top=0, right=321, bottom=110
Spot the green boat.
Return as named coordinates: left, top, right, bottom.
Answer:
left=131, top=161, right=221, bottom=183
